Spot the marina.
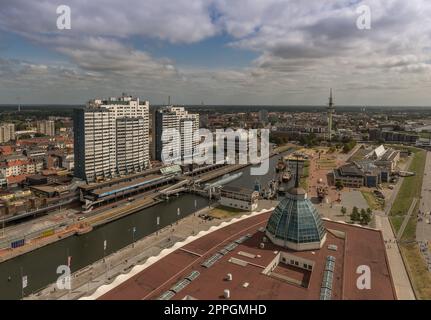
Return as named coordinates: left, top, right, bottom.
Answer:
left=0, top=150, right=294, bottom=300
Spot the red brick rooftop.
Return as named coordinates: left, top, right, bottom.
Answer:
left=100, top=212, right=396, bottom=300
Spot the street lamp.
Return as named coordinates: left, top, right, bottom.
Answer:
left=132, top=226, right=136, bottom=248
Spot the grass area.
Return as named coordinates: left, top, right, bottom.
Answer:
left=389, top=150, right=426, bottom=223
left=300, top=161, right=310, bottom=189
left=400, top=243, right=431, bottom=299
left=401, top=213, right=418, bottom=242
left=390, top=216, right=404, bottom=233
left=386, top=147, right=431, bottom=299
left=208, top=206, right=246, bottom=219
left=361, top=191, right=385, bottom=211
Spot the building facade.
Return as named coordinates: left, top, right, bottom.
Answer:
left=74, top=95, right=150, bottom=182
left=152, top=106, right=199, bottom=163
left=220, top=185, right=259, bottom=211
left=36, top=120, right=55, bottom=136
left=0, top=123, right=15, bottom=143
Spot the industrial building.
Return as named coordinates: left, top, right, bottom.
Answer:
left=73, top=94, right=150, bottom=182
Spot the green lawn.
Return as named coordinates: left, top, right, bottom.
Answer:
left=387, top=148, right=431, bottom=299
left=400, top=244, right=431, bottom=299
left=401, top=214, right=418, bottom=242
left=208, top=206, right=246, bottom=219
left=390, top=216, right=404, bottom=233
left=300, top=161, right=310, bottom=189
left=361, top=191, right=385, bottom=211
left=389, top=150, right=426, bottom=220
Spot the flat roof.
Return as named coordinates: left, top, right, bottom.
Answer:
left=79, top=168, right=163, bottom=191
left=337, top=164, right=364, bottom=177
left=221, top=186, right=257, bottom=196
left=90, top=174, right=165, bottom=197
left=100, top=212, right=395, bottom=300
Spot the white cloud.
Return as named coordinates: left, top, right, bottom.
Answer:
left=0, top=0, right=431, bottom=105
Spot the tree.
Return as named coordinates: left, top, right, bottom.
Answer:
left=360, top=209, right=372, bottom=225
left=34, top=133, right=47, bottom=137
left=350, top=206, right=360, bottom=221
left=335, top=181, right=344, bottom=190
left=341, top=207, right=347, bottom=216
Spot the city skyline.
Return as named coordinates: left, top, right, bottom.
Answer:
left=1, top=0, right=431, bottom=106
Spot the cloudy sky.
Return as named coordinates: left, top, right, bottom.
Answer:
left=0, top=0, right=430, bottom=105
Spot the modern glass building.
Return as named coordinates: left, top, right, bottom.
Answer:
left=265, top=186, right=327, bottom=251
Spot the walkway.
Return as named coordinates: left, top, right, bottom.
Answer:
left=375, top=215, right=415, bottom=300
left=397, top=198, right=418, bottom=240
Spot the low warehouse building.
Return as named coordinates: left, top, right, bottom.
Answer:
left=219, top=186, right=259, bottom=211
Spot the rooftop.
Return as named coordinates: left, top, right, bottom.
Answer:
left=99, top=211, right=396, bottom=300
left=221, top=185, right=257, bottom=197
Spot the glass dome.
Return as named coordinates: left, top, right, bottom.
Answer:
left=265, top=187, right=326, bottom=251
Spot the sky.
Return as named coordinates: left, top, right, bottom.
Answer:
left=0, top=0, right=431, bottom=106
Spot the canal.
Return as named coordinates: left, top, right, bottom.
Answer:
left=0, top=150, right=293, bottom=299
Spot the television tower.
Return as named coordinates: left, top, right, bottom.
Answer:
left=327, top=89, right=335, bottom=141
left=17, top=96, right=21, bottom=112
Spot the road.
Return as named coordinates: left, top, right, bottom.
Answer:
left=416, top=151, right=431, bottom=272
left=417, top=151, right=431, bottom=243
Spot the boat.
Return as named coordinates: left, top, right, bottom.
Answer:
left=282, top=171, right=292, bottom=183
left=317, top=185, right=328, bottom=201
left=76, top=223, right=93, bottom=235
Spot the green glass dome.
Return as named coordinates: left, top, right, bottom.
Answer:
left=265, top=187, right=327, bottom=251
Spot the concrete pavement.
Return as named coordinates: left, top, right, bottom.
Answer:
left=375, top=215, right=415, bottom=300
left=417, top=151, right=431, bottom=243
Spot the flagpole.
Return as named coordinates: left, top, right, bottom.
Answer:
left=20, top=267, right=24, bottom=300
left=67, top=248, right=71, bottom=297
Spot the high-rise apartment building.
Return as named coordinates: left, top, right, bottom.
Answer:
left=36, top=120, right=55, bottom=136
left=0, top=123, right=15, bottom=143
left=74, top=94, right=150, bottom=182
left=152, top=106, right=199, bottom=163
